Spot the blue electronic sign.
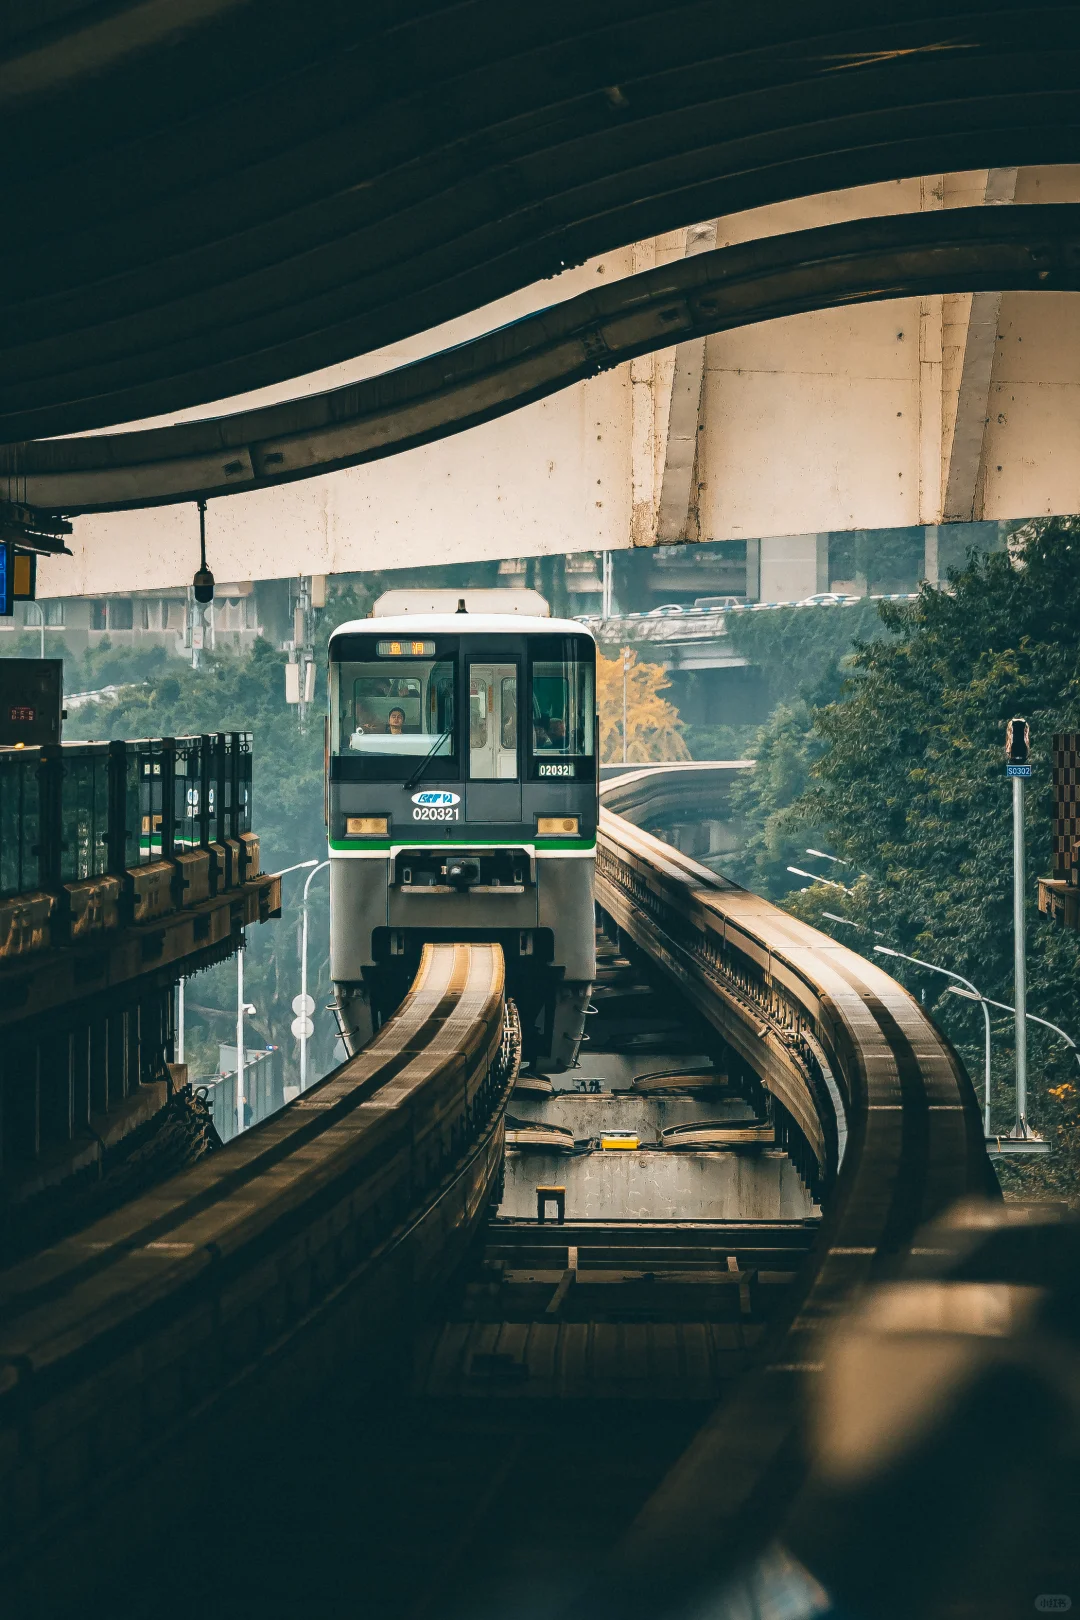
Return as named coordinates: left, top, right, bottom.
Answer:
left=0, top=543, right=12, bottom=617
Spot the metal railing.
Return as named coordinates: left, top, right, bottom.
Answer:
left=0, top=732, right=253, bottom=900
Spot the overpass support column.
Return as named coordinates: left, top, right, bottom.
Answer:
left=759, top=534, right=829, bottom=602
left=631, top=240, right=658, bottom=547
left=942, top=168, right=1019, bottom=522
left=655, top=222, right=718, bottom=545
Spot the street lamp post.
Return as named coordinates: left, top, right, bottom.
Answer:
left=236, top=943, right=246, bottom=1137
left=874, top=946, right=992, bottom=1138
left=300, top=859, right=330, bottom=1092
left=787, top=865, right=851, bottom=893
left=234, top=859, right=319, bottom=1133
left=947, top=986, right=1080, bottom=1081
left=820, top=911, right=887, bottom=941
left=176, top=977, right=185, bottom=1066
left=1006, top=717, right=1032, bottom=1131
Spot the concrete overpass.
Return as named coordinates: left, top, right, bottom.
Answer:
left=19, top=167, right=1080, bottom=600
left=4, top=1, right=1080, bottom=595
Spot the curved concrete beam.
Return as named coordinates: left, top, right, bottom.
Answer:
left=6, top=203, right=1080, bottom=515
left=4, top=4, right=1080, bottom=439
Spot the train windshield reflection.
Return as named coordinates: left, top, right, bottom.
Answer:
left=334, top=659, right=456, bottom=756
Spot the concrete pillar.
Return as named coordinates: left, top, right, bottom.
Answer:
left=759, top=534, right=825, bottom=602
left=816, top=534, right=830, bottom=592
left=745, top=537, right=761, bottom=601
left=923, top=525, right=940, bottom=585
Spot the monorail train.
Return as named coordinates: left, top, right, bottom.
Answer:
left=327, top=589, right=597, bottom=1072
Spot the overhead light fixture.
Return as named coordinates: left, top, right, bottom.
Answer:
left=193, top=498, right=215, bottom=604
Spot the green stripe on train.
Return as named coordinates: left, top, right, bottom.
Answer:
left=328, top=838, right=596, bottom=853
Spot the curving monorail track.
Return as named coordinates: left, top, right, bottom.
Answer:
left=0, top=804, right=999, bottom=1617
left=0, top=941, right=516, bottom=1618
left=586, top=794, right=999, bottom=1616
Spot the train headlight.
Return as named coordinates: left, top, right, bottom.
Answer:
left=345, top=816, right=389, bottom=837
left=537, top=816, right=579, bottom=837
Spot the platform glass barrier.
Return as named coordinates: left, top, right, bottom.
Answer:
left=0, top=749, right=41, bottom=897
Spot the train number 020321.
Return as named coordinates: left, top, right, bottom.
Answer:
left=538, top=762, right=575, bottom=778
left=412, top=806, right=460, bottom=821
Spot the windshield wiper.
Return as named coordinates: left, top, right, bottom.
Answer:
left=404, top=730, right=451, bottom=793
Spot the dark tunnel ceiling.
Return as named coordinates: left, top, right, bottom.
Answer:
left=4, top=0, right=1080, bottom=442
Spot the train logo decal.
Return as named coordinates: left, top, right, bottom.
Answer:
left=411, top=790, right=460, bottom=807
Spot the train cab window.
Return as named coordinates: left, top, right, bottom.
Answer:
left=529, top=639, right=595, bottom=778
left=469, top=664, right=518, bottom=779
left=332, top=658, right=457, bottom=773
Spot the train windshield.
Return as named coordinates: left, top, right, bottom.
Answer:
left=333, top=658, right=456, bottom=766
left=529, top=640, right=595, bottom=777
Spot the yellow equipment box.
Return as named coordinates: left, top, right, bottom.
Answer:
left=600, top=1134, right=640, bottom=1151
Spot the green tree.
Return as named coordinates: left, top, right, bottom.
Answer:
left=725, top=598, right=887, bottom=712
left=786, top=520, right=1080, bottom=1198
left=596, top=647, right=690, bottom=763
left=724, top=701, right=827, bottom=897
left=709, top=603, right=893, bottom=897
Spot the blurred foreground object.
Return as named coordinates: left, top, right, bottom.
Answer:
left=788, top=1200, right=1080, bottom=1619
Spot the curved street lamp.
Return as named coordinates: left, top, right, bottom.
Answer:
left=874, top=945, right=992, bottom=1139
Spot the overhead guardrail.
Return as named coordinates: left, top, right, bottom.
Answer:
left=0, top=941, right=517, bottom=1618
left=587, top=789, right=997, bottom=1617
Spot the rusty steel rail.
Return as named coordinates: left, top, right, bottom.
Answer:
left=0, top=942, right=517, bottom=1618
left=586, top=799, right=997, bottom=1617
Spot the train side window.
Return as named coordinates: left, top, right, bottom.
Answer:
left=470, top=663, right=518, bottom=779
left=500, top=676, right=517, bottom=750
left=470, top=676, right=488, bottom=751
left=528, top=638, right=595, bottom=777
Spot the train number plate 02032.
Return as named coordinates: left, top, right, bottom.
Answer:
left=538, top=763, right=574, bottom=778
left=412, top=806, right=460, bottom=821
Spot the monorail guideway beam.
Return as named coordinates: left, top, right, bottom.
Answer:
left=0, top=942, right=517, bottom=1618
left=582, top=788, right=996, bottom=1617
left=6, top=3, right=1080, bottom=444
left=11, top=204, right=1080, bottom=514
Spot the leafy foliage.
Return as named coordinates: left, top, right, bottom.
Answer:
left=785, top=520, right=1080, bottom=1196
left=701, top=603, right=895, bottom=895
left=723, top=702, right=829, bottom=895
left=725, top=599, right=887, bottom=712
left=596, top=647, right=690, bottom=763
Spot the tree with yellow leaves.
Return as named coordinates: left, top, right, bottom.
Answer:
left=596, top=647, right=691, bottom=764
